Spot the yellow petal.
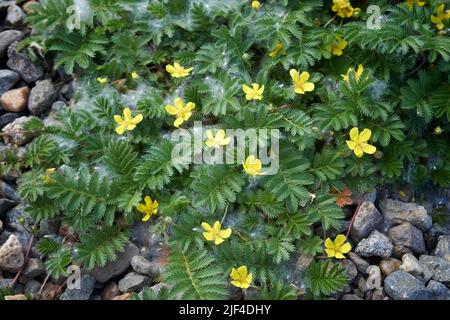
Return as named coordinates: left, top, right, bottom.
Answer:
left=325, top=238, right=335, bottom=249
left=303, top=82, right=315, bottom=92
left=183, top=112, right=192, bottom=121
left=237, top=266, right=248, bottom=277
left=299, top=71, right=310, bottom=82
left=214, top=238, right=225, bottom=245
left=231, top=280, right=243, bottom=288
left=142, top=213, right=151, bottom=222
left=258, top=85, right=264, bottom=94
left=132, top=114, right=143, bottom=125
left=289, top=69, right=299, bottom=81
left=201, top=222, right=212, bottom=231
left=213, top=221, right=222, bottom=232
left=114, top=115, right=123, bottom=124
left=339, top=242, right=352, bottom=254
left=174, top=97, right=184, bottom=108
left=325, top=248, right=336, bottom=258
left=346, top=140, right=356, bottom=150
left=174, top=117, right=184, bottom=128
left=354, top=146, right=364, bottom=158
left=136, top=203, right=146, bottom=213
left=349, top=127, right=359, bottom=141
left=216, top=129, right=226, bottom=140
left=359, top=129, right=372, bottom=142
left=362, top=143, right=377, bottom=154
left=246, top=273, right=252, bottom=285
left=203, top=232, right=214, bottom=241
left=219, top=228, right=232, bottom=239
left=166, top=65, right=175, bottom=74
left=205, top=141, right=215, bottom=148
left=115, top=125, right=126, bottom=135
left=242, top=85, right=252, bottom=95
left=186, top=102, right=195, bottom=111
left=334, top=251, right=346, bottom=259
left=230, top=268, right=239, bottom=279
left=144, top=196, right=152, bottom=205
left=123, top=108, right=132, bottom=119
left=206, top=130, right=214, bottom=140
left=334, top=234, right=347, bottom=247
left=165, top=105, right=178, bottom=115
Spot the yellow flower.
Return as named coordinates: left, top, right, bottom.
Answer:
left=341, top=64, right=364, bottom=82
left=290, top=69, right=315, bottom=95
left=242, top=83, right=264, bottom=101
left=230, top=266, right=252, bottom=289
left=325, top=234, right=352, bottom=259
left=201, top=221, right=232, bottom=245
left=165, top=62, right=193, bottom=78
left=331, top=0, right=360, bottom=18
left=114, top=107, right=143, bottom=135
left=131, top=71, right=139, bottom=80
left=251, top=0, right=261, bottom=10
left=42, top=168, right=56, bottom=184
left=205, top=129, right=231, bottom=148
left=243, top=155, right=262, bottom=176
left=136, top=196, right=159, bottom=222
left=327, top=36, right=348, bottom=56
left=165, top=98, right=195, bottom=128
left=431, top=4, right=450, bottom=30
left=405, top=0, right=426, bottom=10
left=434, top=126, right=443, bottom=135
left=97, top=77, right=108, bottom=84
left=268, top=43, right=285, bottom=58
left=346, top=127, right=377, bottom=158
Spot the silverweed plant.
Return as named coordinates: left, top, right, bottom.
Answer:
left=4, top=0, right=450, bottom=299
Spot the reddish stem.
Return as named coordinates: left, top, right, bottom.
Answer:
left=345, top=196, right=365, bottom=239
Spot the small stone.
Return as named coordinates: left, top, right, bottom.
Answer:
left=351, top=201, right=383, bottom=243
left=59, top=274, right=96, bottom=300
left=419, top=255, right=450, bottom=285
left=22, top=258, right=45, bottom=278
left=112, top=292, right=132, bottom=300
left=0, top=181, right=20, bottom=203
left=379, top=198, right=432, bottom=231
left=0, top=69, right=20, bottom=96
left=0, top=219, right=3, bottom=232
left=60, top=82, right=75, bottom=100
left=340, top=259, right=358, bottom=282
left=90, top=242, right=139, bottom=283
left=101, top=281, right=120, bottom=300
left=4, top=294, right=27, bottom=300
left=426, top=280, right=450, bottom=300
left=40, top=283, right=59, bottom=300
left=0, top=234, right=24, bottom=272
left=393, top=245, right=414, bottom=259
left=50, top=101, right=67, bottom=113
left=1, top=116, right=38, bottom=145
left=425, top=224, right=448, bottom=250
left=296, top=253, right=314, bottom=272
left=434, top=235, right=450, bottom=261
left=348, top=252, right=370, bottom=274
left=379, top=258, right=402, bottom=277
left=7, top=41, right=44, bottom=83
left=384, top=271, right=429, bottom=300
left=400, top=253, right=432, bottom=282
left=355, top=230, right=394, bottom=258
left=38, top=219, right=61, bottom=237
left=118, top=272, right=151, bottom=293
left=0, top=198, right=16, bottom=216
left=5, top=4, right=25, bottom=26
left=357, top=277, right=370, bottom=294
left=28, top=80, right=58, bottom=115
left=0, top=30, right=25, bottom=57
left=388, top=222, right=426, bottom=254
left=341, top=294, right=363, bottom=300
left=1, top=87, right=30, bottom=112
left=0, top=112, right=25, bottom=129
left=372, top=288, right=385, bottom=300
left=24, top=280, right=42, bottom=295
left=23, top=1, right=38, bottom=14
